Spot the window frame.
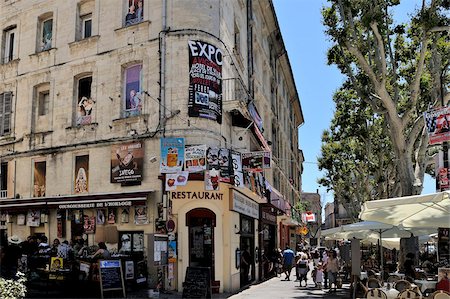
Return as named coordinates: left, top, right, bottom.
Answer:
left=81, top=13, right=92, bottom=39
left=0, top=92, right=12, bottom=136
left=40, top=17, right=53, bottom=52
left=3, top=26, right=16, bottom=63
left=122, top=63, right=143, bottom=118
left=38, top=90, right=50, bottom=116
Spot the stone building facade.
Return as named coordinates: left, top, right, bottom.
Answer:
left=0, top=0, right=303, bottom=294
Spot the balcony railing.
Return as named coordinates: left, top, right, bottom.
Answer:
left=222, top=77, right=250, bottom=104
left=0, top=190, right=7, bottom=199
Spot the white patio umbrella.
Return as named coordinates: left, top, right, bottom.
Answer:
left=360, top=191, right=450, bottom=229
left=321, top=221, right=435, bottom=278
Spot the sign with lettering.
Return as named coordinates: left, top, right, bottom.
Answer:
left=99, top=260, right=125, bottom=298
left=182, top=266, right=211, bottom=298
left=170, top=191, right=224, bottom=201
left=111, top=141, right=144, bottom=183
left=231, top=191, right=259, bottom=219
left=57, top=201, right=134, bottom=210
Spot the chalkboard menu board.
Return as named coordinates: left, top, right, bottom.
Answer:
left=99, top=260, right=125, bottom=299
left=182, top=267, right=212, bottom=298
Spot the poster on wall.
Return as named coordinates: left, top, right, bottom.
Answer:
left=96, top=209, right=106, bottom=225
left=121, top=208, right=130, bottom=224
left=165, top=172, right=189, bottom=191
left=111, top=141, right=144, bottom=183
left=108, top=208, right=117, bottom=224
left=241, top=151, right=271, bottom=172
left=205, top=168, right=220, bottom=191
left=27, top=210, right=41, bottom=227
left=185, top=145, right=207, bottom=172
left=74, top=155, right=89, bottom=193
left=134, top=206, right=148, bottom=225
left=231, top=150, right=244, bottom=188
left=83, top=215, right=95, bottom=234
left=160, top=138, right=185, bottom=173
left=56, top=210, right=65, bottom=238
left=17, top=214, right=25, bottom=225
left=424, top=107, right=450, bottom=145
left=188, top=40, right=223, bottom=124
left=33, top=161, right=46, bottom=197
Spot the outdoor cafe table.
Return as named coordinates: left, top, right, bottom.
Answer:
left=414, top=279, right=438, bottom=294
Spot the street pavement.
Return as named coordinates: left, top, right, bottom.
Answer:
left=228, top=272, right=352, bottom=299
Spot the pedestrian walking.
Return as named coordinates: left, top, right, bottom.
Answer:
left=282, top=245, right=295, bottom=281
left=315, top=262, right=324, bottom=289
left=297, top=255, right=309, bottom=287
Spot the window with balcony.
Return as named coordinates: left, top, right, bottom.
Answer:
left=123, top=64, right=142, bottom=118
left=76, top=76, right=94, bottom=126
left=0, top=92, right=12, bottom=136
left=39, top=16, right=53, bottom=52
left=125, top=0, right=144, bottom=27
left=2, top=26, right=16, bottom=63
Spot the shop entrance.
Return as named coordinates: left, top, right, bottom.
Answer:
left=239, top=215, right=255, bottom=287
left=186, top=208, right=216, bottom=280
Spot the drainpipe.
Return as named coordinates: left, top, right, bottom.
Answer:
left=159, top=0, right=168, bottom=137
left=247, top=0, right=254, bottom=100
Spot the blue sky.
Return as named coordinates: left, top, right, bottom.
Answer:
left=272, top=0, right=436, bottom=208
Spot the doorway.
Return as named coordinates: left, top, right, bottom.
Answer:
left=186, top=208, right=216, bottom=280
left=239, top=215, right=255, bottom=287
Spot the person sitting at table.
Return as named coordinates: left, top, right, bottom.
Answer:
left=91, top=242, right=111, bottom=260
left=436, top=269, right=450, bottom=292
left=364, top=255, right=378, bottom=271
left=403, top=253, right=416, bottom=281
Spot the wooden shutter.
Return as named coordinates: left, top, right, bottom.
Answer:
left=0, top=92, right=12, bottom=136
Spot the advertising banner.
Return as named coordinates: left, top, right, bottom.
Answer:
left=434, top=149, right=450, bottom=192
left=241, top=151, right=271, bottom=172
left=424, top=107, right=450, bottom=144
left=185, top=145, right=207, bottom=173
left=231, top=150, right=244, bottom=188
left=160, top=138, right=185, bottom=173
left=188, top=40, right=223, bottom=124
left=111, top=141, right=144, bottom=183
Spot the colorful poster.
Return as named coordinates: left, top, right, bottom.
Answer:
left=188, top=40, right=223, bottom=124
left=165, top=172, right=189, bottom=191
left=108, top=208, right=117, bottom=224
left=185, top=145, right=207, bottom=172
left=205, top=168, right=220, bottom=191
left=111, top=141, right=144, bottom=183
left=123, top=64, right=142, bottom=117
left=241, top=151, right=271, bottom=172
left=74, top=155, right=89, bottom=193
left=83, top=215, right=95, bottom=234
left=96, top=209, right=106, bottom=225
left=424, top=107, right=450, bottom=145
left=160, top=138, right=185, bottom=173
left=33, top=161, right=46, bottom=197
left=27, top=210, right=40, bottom=227
left=231, top=150, right=244, bottom=188
left=134, top=205, right=148, bottom=225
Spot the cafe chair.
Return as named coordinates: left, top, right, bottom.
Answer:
left=387, top=275, right=401, bottom=283
left=397, top=289, right=421, bottom=299
left=394, top=280, right=412, bottom=292
left=366, top=288, right=387, bottom=299
left=431, top=290, right=450, bottom=299
left=367, top=277, right=382, bottom=289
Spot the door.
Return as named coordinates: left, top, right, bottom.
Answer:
left=187, top=208, right=216, bottom=280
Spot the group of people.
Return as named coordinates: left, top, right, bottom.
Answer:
left=0, top=234, right=110, bottom=280
left=270, top=246, right=341, bottom=293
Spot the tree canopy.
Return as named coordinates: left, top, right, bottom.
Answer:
left=319, top=0, right=450, bottom=210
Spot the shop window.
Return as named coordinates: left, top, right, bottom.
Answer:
left=0, top=162, right=7, bottom=198
left=33, top=161, right=46, bottom=197
left=39, top=15, right=53, bottom=52
left=122, top=64, right=142, bottom=118
left=125, top=0, right=144, bottom=27
left=76, top=75, right=94, bottom=126
left=2, top=25, right=16, bottom=63
left=119, top=231, right=144, bottom=254
left=0, top=92, right=12, bottom=136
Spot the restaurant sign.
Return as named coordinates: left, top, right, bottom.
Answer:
left=231, top=191, right=259, bottom=219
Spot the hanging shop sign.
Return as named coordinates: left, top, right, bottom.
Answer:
left=185, top=145, right=207, bottom=173
left=230, top=191, right=259, bottom=219
left=111, top=141, right=144, bottom=183
left=188, top=40, right=223, bottom=124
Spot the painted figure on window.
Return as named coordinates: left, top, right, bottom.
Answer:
left=125, top=0, right=144, bottom=26
left=75, top=167, right=88, bottom=193
left=41, top=20, right=52, bottom=51
left=77, top=96, right=95, bottom=125
left=126, top=89, right=142, bottom=116
left=125, top=4, right=137, bottom=26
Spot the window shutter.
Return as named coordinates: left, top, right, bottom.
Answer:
left=0, top=92, right=12, bottom=136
